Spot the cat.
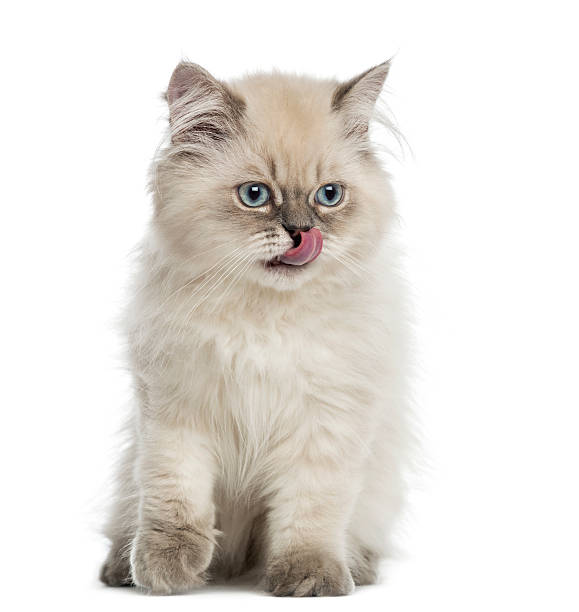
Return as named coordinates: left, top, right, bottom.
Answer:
left=100, top=60, right=411, bottom=597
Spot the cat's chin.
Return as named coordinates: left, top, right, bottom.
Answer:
left=248, top=259, right=318, bottom=291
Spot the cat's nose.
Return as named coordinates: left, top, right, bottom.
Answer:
left=282, top=223, right=312, bottom=248
left=282, top=222, right=312, bottom=237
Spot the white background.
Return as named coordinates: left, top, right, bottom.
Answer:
left=2, top=1, right=577, bottom=610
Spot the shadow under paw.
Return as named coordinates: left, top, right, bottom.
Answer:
left=266, top=550, right=354, bottom=597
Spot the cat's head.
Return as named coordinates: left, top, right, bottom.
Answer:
left=152, top=62, right=394, bottom=292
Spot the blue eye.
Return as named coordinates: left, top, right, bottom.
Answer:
left=315, top=183, right=343, bottom=206
left=238, top=182, right=270, bottom=207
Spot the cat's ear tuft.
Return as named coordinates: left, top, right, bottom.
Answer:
left=167, top=62, right=210, bottom=106
left=332, top=61, right=390, bottom=138
left=165, top=61, right=245, bottom=146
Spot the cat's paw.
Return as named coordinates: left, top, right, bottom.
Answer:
left=130, top=522, right=215, bottom=594
left=100, top=546, right=133, bottom=587
left=265, top=550, right=354, bottom=597
left=349, top=547, right=380, bottom=586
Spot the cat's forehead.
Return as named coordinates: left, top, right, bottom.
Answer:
left=230, top=74, right=344, bottom=184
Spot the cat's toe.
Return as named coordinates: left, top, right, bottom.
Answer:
left=266, top=550, right=354, bottom=597
left=130, top=523, right=214, bottom=594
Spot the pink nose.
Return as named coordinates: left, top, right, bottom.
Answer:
left=280, top=228, right=323, bottom=266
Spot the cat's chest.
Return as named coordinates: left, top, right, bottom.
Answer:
left=178, top=299, right=380, bottom=426
left=211, top=314, right=345, bottom=383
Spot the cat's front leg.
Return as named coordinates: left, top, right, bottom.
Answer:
left=264, top=431, right=363, bottom=597
left=130, top=416, right=216, bottom=594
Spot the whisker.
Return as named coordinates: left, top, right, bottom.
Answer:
left=214, top=254, right=256, bottom=311
left=158, top=244, right=248, bottom=308
left=325, top=251, right=366, bottom=280
left=183, top=251, right=254, bottom=321
left=178, top=249, right=248, bottom=307
left=339, top=252, right=370, bottom=274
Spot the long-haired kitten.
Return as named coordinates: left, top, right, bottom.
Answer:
left=100, top=61, right=410, bottom=597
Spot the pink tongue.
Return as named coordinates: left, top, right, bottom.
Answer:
left=280, top=228, right=323, bottom=266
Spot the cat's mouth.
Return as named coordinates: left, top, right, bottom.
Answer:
left=268, top=228, right=323, bottom=268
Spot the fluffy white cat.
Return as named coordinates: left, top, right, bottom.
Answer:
left=100, top=61, right=411, bottom=597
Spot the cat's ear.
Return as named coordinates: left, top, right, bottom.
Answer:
left=165, top=62, right=245, bottom=145
left=331, top=61, right=390, bottom=138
